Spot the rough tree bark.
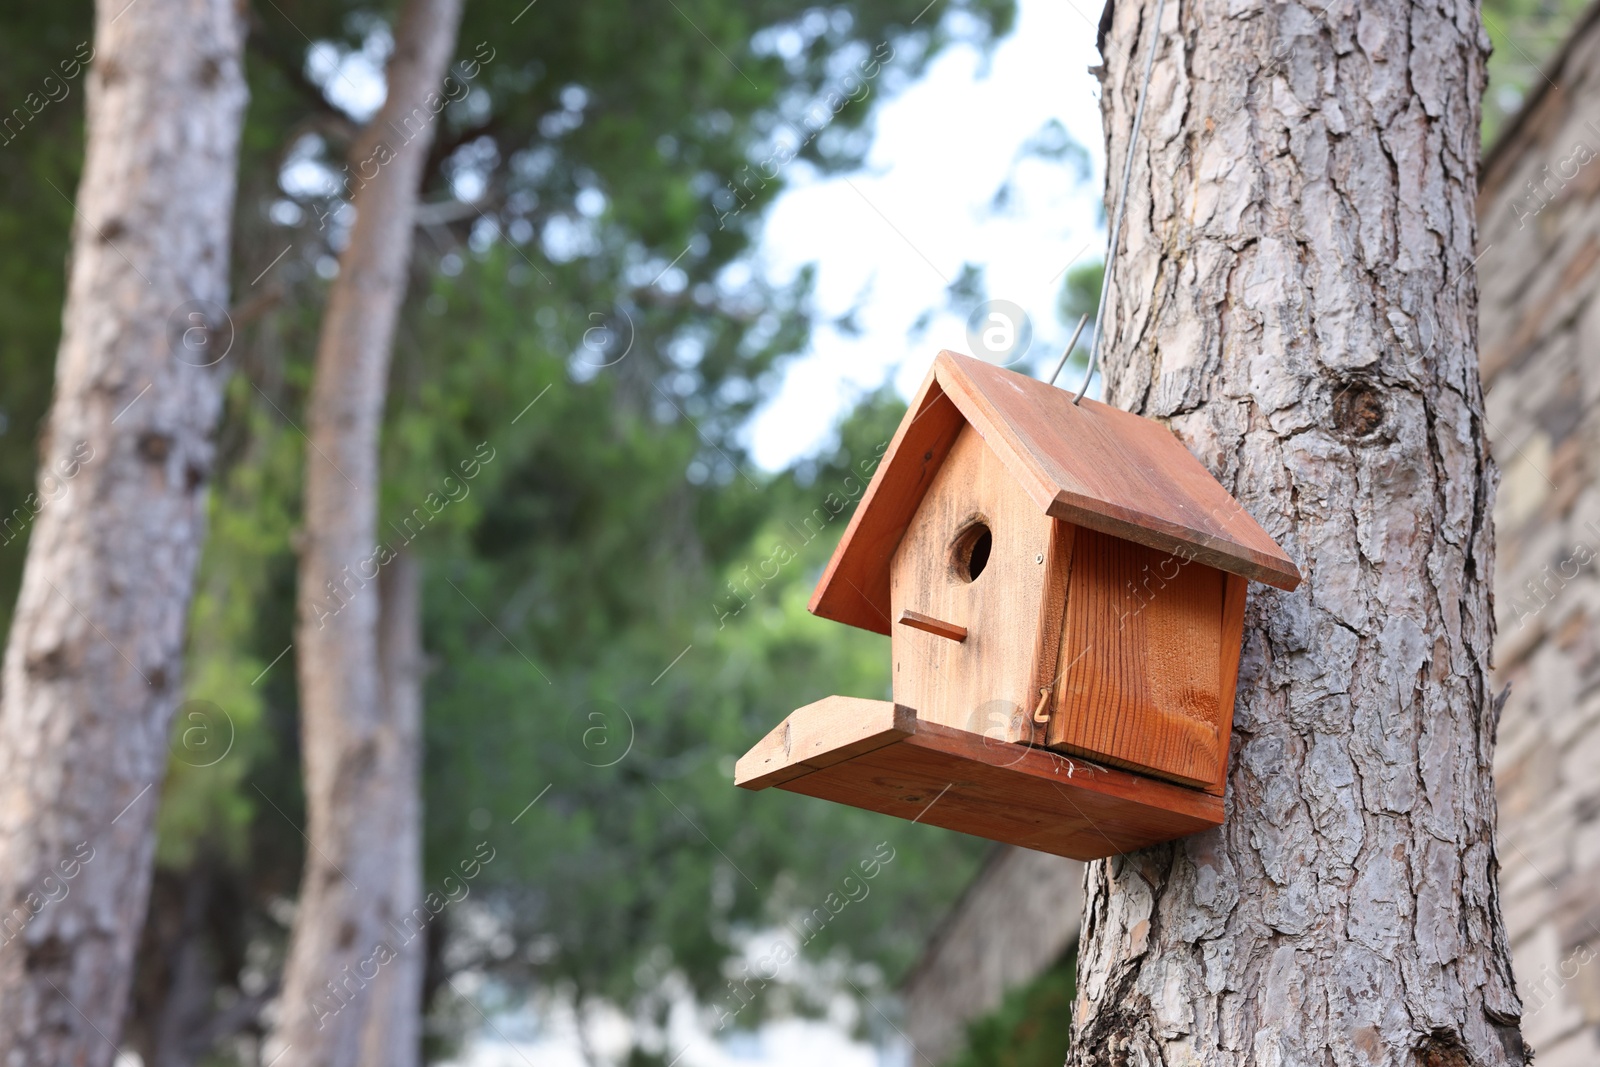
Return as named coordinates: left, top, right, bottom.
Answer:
left=0, top=1, right=247, bottom=1063
left=1070, top=2, right=1527, bottom=1065
left=266, top=1, right=461, bottom=1063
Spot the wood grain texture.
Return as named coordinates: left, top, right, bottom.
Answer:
left=809, top=374, right=965, bottom=634
left=737, top=699, right=1223, bottom=862
left=889, top=425, right=1053, bottom=742
left=1046, top=529, right=1226, bottom=789
left=898, top=609, right=967, bottom=643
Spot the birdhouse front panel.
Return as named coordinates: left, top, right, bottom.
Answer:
left=736, top=351, right=1300, bottom=861
left=889, top=423, right=1051, bottom=744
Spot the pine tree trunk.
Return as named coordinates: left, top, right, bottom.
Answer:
left=267, top=1, right=461, bottom=1062
left=0, top=1, right=246, bottom=1062
left=1070, top=2, right=1526, bottom=1064
left=361, top=551, right=426, bottom=1064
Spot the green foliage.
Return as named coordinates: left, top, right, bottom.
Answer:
left=1056, top=260, right=1101, bottom=330
left=1480, top=0, right=1592, bottom=145
left=945, top=950, right=1076, bottom=1067
left=1046, top=258, right=1101, bottom=387
left=946, top=263, right=988, bottom=310
left=412, top=349, right=987, bottom=1033
left=154, top=378, right=308, bottom=872
left=0, top=2, right=91, bottom=638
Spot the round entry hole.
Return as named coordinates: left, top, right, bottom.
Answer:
left=953, top=523, right=993, bottom=583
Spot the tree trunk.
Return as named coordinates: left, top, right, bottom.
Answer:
left=361, top=550, right=426, bottom=1064
left=1070, top=2, right=1526, bottom=1065
left=0, top=0, right=246, bottom=1062
left=149, top=860, right=217, bottom=1067
left=266, top=0, right=461, bottom=1062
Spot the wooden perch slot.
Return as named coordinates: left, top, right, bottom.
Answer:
left=898, top=609, right=967, bottom=643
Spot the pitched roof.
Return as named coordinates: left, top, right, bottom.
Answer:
left=809, top=351, right=1301, bottom=635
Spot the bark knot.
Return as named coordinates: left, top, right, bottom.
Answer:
left=1333, top=381, right=1386, bottom=438
left=24, top=643, right=72, bottom=680
left=138, top=431, right=173, bottom=463
left=1415, top=1029, right=1474, bottom=1067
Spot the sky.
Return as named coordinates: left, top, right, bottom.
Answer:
left=457, top=0, right=1107, bottom=1063
left=743, top=0, right=1109, bottom=471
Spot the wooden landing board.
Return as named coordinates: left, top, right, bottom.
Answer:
left=735, top=697, right=1224, bottom=861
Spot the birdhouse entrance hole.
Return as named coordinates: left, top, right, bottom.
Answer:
left=952, top=521, right=991, bottom=582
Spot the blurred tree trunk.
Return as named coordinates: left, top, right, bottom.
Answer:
left=127, top=858, right=269, bottom=1067
left=362, top=550, right=426, bottom=1063
left=266, top=0, right=461, bottom=1063
left=0, top=0, right=246, bottom=1063
left=1070, top=2, right=1526, bottom=1065
left=147, top=859, right=216, bottom=1067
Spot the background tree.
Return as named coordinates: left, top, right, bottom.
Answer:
left=0, top=0, right=247, bottom=1062
left=267, top=0, right=463, bottom=1062
left=1069, top=2, right=1526, bottom=1064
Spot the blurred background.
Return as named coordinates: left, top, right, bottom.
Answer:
left=0, top=0, right=1588, bottom=1064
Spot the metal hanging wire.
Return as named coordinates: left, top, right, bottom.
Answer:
left=1047, top=313, right=1091, bottom=385
left=1072, top=0, right=1167, bottom=404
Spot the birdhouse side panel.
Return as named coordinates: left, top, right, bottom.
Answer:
left=890, top=425, right=1052, bottom=742
left=1046, top=528, right=1229, bottom=788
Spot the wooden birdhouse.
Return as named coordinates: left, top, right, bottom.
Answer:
left=734, top=351, right=1300, bottom=860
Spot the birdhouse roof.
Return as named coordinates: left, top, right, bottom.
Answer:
left=810, top=351, right=1301, bottom=635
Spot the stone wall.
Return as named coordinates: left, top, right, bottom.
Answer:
left=1469, top=6, right=1600, bottom=1064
